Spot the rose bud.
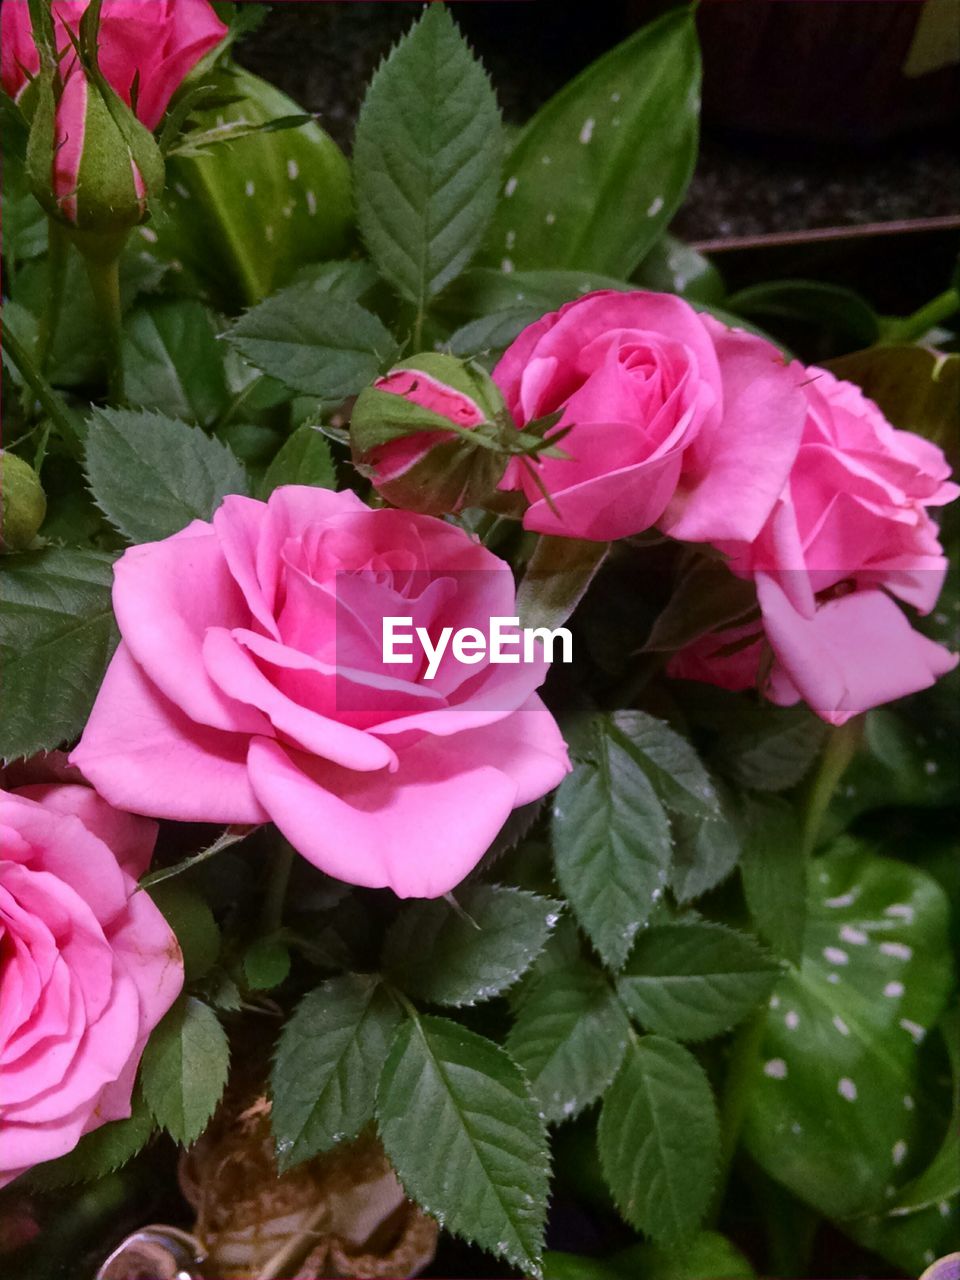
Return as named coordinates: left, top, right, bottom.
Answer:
left=0, top=451, right=46, bottom=551
left=351, top=353, right=518, bottom=516
left=25, top=58, right=165, bottom=242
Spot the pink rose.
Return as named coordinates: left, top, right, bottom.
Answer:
left=70, top=487, right=570, bottom=898
left=669, top=367, right=959, bottom=723
left=1, top=0, right=226, bottom=224
left=494, top=290, right=808, bottom=543
left=0, top=784, right=183, bottom=1187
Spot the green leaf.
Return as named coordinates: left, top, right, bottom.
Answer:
left=739, top=794, right=807, bottom=963
left=888, top=1009, right=960, bottom=1216
left=147, top=881, right=220, bottom=982
left=669, top=792, right=742, bottom=904
left=597, top=1036, right=719, bottom=1245
left=633, top=234, right=726, bottom=306
left=121, top=299, right=229, bottom=427
left=382, top=884, right=561, bottom=1007
left=517, top=535, right=610, bottom=634
left=243, top=935, right=290, bottom=990
left=612, top=1233, right=755, bottom=1280
left=481, top=8, right=699, bottom=276
left=742, top=843, right=953, bottom=1220
left=552, top=715, right=672, bottom=970
left=228, top=284, right=398, bottom=401
left=140, top=996, right=229, bottom=1147
left=826, top=346, right=959, bottom=459
left=644, top=556, right=758, bottom=655
left=0, top=548, right=118, bottom=761
left=258, top=425, right=335, bottom=498
left=506, top=961, right=631, bottom=1123
left=726, top=280, right=880, bottom=353
left=26, top=1087, right=155, bottom=1188
left=84, top=407, right=248, bottom=543
left=270, top=974, right=401, bottom=1171
left=377, top=1014, right=549, bottom=1276
left=152, top=65, right=352, bottom=308
left=715, top=702, right=827, bottom=793
left=353, top=3, right=502, bottom=313
left=609, top=710, right=721, bottom=821
left=617, top=923, right=780, bottom=1042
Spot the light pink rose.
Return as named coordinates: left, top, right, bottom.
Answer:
left=0, top=784, right=183, bottom=1188
left=669, top=367, right=959, bottom=723
left=494, top=290, right=808, bottom=543
left=70, top=487, right=570, bottom=898
left=1, top=0, right=226, bottom=221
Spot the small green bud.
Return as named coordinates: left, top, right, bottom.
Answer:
left=1, top=452, right=47, bottom=550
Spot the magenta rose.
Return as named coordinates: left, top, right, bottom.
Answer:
left=494, top=290, right=808, bottom=543
left=71, top=486, right=570, bottom=898
left=0, top=784, right=183, bottom=1187
left=1, top=0, right=226, bottom=224
left=669, top=367, right=959, bottom=723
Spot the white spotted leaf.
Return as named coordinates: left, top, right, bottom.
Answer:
left=742, top=841, right=953, bottom=1221
left=481, top=8, right=699, bottom=276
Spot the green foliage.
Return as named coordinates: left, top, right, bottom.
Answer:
left=140, top=996, right=230, bottom=1147
left=597, top=1036, right=719, bottom=1244
left=382, top=884, right=561, bottom=1006
left=507, top=961, right=631, bottom=1123
left=617, top=923, right=780, bottom=1042
left=84, top=408, right=248, bottom=542
left=353, top=4, right=502, bottom=318
left=743, top=843, right=953, bottom=1221
left=377, top=1014, right=550, bottom=1276
left=121, top=299, right=229, bottom=427
left=271, top=974, right=401, bottom=1171
left=739, top=794, right=807, bottom=963
left=242, top=935, right=291, bottom=990
left=257, top=424, right=336, bottom=497
left=148, top=881, right=221, bottom=982
left=0, top=547, right=117, bottom=760
left=227, top=284, right=398, bottom=400
left=481, top=8, right=700, bottom=276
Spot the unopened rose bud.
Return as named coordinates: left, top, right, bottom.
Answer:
left=26, top=63, right=164, bottom=237
left=1, top=451, right=46, bottom=551
left=351, top=353, right=513, bottom=516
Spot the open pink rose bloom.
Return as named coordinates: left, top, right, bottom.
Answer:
left=71, top=487, right=570, bottom=897
left=0, top=784, right=183, bottom=1186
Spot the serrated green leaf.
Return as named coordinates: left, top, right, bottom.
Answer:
left=382, top=884, right=561, bottom=1007
left=481, top=9, right=699, bottom=276
left=84, top=408, right=248, bottom=543
left=147, top=881, right=220, bottom=982
left=598, top=1036, right=719, bottom=1245
left=715, top=703, right=827, bottom=793
left=743, top=843, right=953, bottom=1221
left=353, top=3, right=502, bottom=314
left=552, top=716, right=672, bottom=970
left=227, top=285, right=398, bottom=401
left=669, top=788, right=742, bottom=904
left=121, top=298, right=229, bottom=427
left=271, top=974, right=400, bottom=1171
left=517, top=535, right=610, bottom=635
left=739, top=793, right=807, bottom=963
left=140, top=996, right=229, bottom=1147
left=617, top=923, right=780, bottom=1042
left=506, top=962, right=630, bottom=1123
left=610, top=710, right=721, bottom=821
left=377, top=1014, right=549, bottom=1276
left=0, top=548, right=118, bottom=760
left=26, top=1087, right=155, bottom=1189
left=258, top=425, right=335, bottom=498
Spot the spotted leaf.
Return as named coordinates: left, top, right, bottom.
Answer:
left=742, top=841, right=953, bottom=1221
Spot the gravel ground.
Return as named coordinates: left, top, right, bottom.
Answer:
left=236, top=0, right=960, bottom=242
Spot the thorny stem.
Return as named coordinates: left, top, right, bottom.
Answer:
left=83, top=251, right=125, bottom=402
left=37, top=218, right=70, bottom=373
